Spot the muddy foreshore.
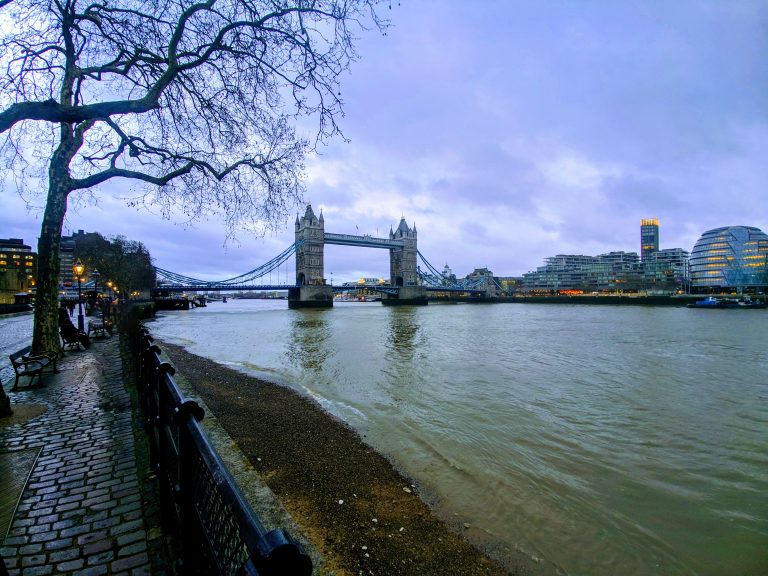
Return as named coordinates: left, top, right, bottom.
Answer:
left=156, top=340, right=549, bottom=576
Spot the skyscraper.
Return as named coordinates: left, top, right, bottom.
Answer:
left=640, top=218, right=659, bottom=261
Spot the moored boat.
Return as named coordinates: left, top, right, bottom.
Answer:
left=687, top=296, right=766, bottom=309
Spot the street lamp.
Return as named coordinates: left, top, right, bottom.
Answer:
left=73, top=259, right=85, bottom=331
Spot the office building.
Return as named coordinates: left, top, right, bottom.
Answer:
left=60, top=229, right=87, bottom=287
left=0, top=238, right=37, bottom=304
left=642, top=248, right=689, bottom=292
left=640, top=218, right=659, bottom=261
left=689, top=226, right=768, bottom=292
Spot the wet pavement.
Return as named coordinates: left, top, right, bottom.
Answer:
left=0, top=336, right=170, bottom=575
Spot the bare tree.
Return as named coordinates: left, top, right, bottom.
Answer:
left=0, top=0, right=388, bottom=353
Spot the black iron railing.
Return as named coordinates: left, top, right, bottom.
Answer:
left=131, top=323, right=312, bottom=576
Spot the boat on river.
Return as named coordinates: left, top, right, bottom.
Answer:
left=687, top=296, right=766, bottom=309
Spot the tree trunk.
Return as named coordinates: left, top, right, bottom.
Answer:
left=32, top=180, right=68, bottom=355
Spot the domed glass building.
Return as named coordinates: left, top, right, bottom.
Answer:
left=689, top=226, right=768, bottom=292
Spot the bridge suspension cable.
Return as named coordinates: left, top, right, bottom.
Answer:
left=154, top=241, right=302, bottom=287
left=417, top=250, right=502, bottom=291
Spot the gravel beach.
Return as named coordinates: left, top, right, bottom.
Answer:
left=157, top=341, right=533, bottom=576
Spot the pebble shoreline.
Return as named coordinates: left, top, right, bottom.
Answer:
left=157, top=341, right=539, bottom=576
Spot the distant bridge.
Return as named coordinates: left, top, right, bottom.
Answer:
left=153, top=205, right=502, bottom=300
left=153, top=245, right=490, bottom=294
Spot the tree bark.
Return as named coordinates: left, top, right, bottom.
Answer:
left=32, top=179, right=69, bottom=356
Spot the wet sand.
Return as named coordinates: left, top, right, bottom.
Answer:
left=157, top=341, right=529, bottom=576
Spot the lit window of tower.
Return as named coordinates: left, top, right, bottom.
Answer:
left=640, top=218, right=660, bottom=261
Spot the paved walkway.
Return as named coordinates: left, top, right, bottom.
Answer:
left=0, top=337, right=170, bottom=575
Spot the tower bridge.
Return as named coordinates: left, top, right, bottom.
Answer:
left=292, top=204, right=423, bottom=306
left=153, top=204, right=497, bottom=307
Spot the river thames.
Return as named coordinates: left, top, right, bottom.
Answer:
left=3, top=301, right=766, bottom=574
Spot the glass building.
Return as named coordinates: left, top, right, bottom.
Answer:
left=689, top=226, right=768, bottom=292
left=640, top=218, right=660, bottom=261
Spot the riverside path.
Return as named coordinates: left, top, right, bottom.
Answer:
left=0, top=337, right=170, bottom=575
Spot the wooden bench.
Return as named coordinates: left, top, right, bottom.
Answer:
left=88, top=320, right=106, bottom=338
left=9, top=346, right=59, bottom=391
left=88, top=315, right=114, bottom=337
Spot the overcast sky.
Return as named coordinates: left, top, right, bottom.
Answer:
left=2, top=1, right=766, bottom=284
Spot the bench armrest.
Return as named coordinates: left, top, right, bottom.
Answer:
left=14, top=358, right=44, bottom=369
left=22, top=350, right=59, bottom=372
left=24, top=351, right=55, bottom=362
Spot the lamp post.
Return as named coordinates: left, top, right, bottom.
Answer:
left=73, top=259, right=85, bottom=331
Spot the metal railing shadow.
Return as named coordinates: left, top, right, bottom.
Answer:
left=129, top=322, right=312, bottom=576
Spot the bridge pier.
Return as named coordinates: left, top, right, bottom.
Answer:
left=288, top=285, right=334, bottom=309
left=381, top=286, right=428, bottom=306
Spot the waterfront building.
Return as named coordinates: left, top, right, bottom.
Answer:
left=642, top=248, right=689, bottom=292
left=341, top=278, right=388, bottom=287
left=496, top=276, right=522, bottom=295
left=0, top=238, right=36, bottom=304
left=442, top=263, right=457, bottom=286
left=689, top=226, right=768, bottom=293
left=522, top=252, right=643, bottom=293
left=640, top=218, right=660, bottom=261
left=463, top=267, right=502, bottom=296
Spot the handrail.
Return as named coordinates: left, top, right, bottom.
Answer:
left=128, top=322, right=312, bottom=576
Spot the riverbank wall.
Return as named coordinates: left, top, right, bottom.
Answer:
left=0, top=304, right=32, bottom=316
left=429, top=294, right=767, bottom=306
left=504, top=295, right=698, bottom=306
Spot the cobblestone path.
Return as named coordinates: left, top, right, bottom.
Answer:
left=0, top=338, right=169, bottom=575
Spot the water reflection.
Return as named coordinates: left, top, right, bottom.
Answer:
left=385, top=307, right=420, bottom=361
left=382, top=307, right=428, bottom=405
left=285, top=309, right=331, bottom=373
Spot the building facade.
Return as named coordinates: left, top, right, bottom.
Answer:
left=59, top=229, right=87, bottom=288
left=642, top=248, right=689, bottom=292
left=0, top=238, right=37, bottom=304
left=640, top=218, right=660, bottom=261
left=521, top=252, right=643, bottom=293
left=689, top=226, right=768, bottom=292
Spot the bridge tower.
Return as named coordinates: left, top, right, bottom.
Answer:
left=295, top=204, right=325, bottom=285
left=385, top=218, right=427, bottom=305
left=389, top=218, right=418, bottom=286
left=290, top=204, right=333, bottom=308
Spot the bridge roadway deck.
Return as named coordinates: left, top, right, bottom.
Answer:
left=154, top=285, right=484, bottom=294
left=323, top=233, right=403, bottom=249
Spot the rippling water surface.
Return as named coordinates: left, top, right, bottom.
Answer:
left=145, top=301, right=764, bottom=574
left=0, top=312, right=34, bottom=385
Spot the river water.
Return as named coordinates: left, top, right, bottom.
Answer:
left=3, top=302, right=766, bottom=574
